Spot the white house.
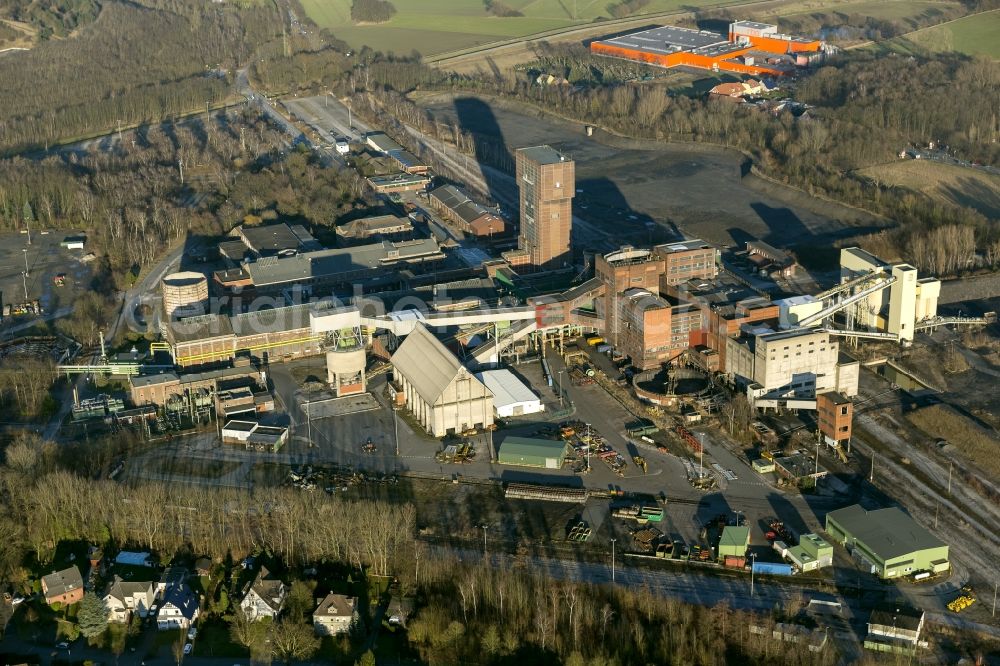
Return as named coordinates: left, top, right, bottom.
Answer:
left=239, top=567, right=287, bottom=620
left=313, top=593, right=357, bottom=636
left=104, top=576, right=156, bottom=623
left=157, top=583, right=200, bottom=631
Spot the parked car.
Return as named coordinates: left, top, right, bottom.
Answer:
left=183, top=643, right=193, bottom=655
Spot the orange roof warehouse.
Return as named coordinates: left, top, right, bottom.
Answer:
left=590, top=21, right=825, bottom=77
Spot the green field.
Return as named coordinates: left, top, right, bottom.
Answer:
left=876, top=9, right=1000, bottom=58
left=300, top=0, right=738, bottom=56
left=778, top=0, right=960, bottom=22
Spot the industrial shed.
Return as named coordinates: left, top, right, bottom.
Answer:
left=498, top=437, right=569, bottom=469
left=718, top=526, right=750, bottom=560
left=475, top=369, right=544, bottom=418
left=391, top=324, right=494, bottom=437
left=825, top=505, right=949, bottom=579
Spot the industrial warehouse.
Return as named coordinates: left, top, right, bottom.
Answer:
left=825, top=505, right=950, bottom=579
left=590, top=21, right=828, bottom=77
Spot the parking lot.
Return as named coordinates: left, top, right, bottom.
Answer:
left=0, top=231, right=91, bottom=332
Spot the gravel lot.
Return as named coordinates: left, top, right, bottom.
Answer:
left=416, top=93, right=884, bottom=251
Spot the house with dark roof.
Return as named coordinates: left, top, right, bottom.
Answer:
left=313, top=593, right=358, bottom=636
left=41, top=566, right=84, bottom=606
left=157, top=582, right=200, bottom=631
left=239, top=567, right=288, bottom=620
left=104, top=576, right=156, bottom=623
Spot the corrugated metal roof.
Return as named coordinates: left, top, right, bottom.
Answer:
left=499, top=436, right=568, bottom=460
left=827, top=505, right=945, bottom=561
left=475, top=369, right=539, bottom=409
left=390, top=324, right=468, bottom=404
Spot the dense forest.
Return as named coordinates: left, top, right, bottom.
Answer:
left=0, top=0, right=101, bottom=40
left=0, top=0, right=285, bottom=153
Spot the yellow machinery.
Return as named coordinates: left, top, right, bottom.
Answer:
left=947, top=586, right=976, bottom=612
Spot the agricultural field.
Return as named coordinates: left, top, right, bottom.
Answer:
left=776, top=0, right=961, bottom=23
left=300, top=0, right=745, bottom=56
left=859, top=160, right=1000, bottom=220
left=875, top=9, right=1000, bottom=58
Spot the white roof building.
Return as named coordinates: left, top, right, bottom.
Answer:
left=475, top=369, right=544, bottom=418
left=391, top=324, right=494, bottom=437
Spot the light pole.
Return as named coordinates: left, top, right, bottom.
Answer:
left=393, top=407, right=399, bottom=456
left=481, top=525, right=488, bottom=558
left=611, top=538, right=617, bottom=583
left=305, top=400, right=312, bottom=448
left=947, top=461, right=953, bottom=495
left=22, top=247, right=29, bottom=276
left=749, top=552, right=758, bottom=596
left=698, top=433, right=705, bottom=479
left=558, top=369, right=565, bottom=407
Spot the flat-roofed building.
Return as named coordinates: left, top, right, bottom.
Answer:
left=817, top=390, right=852, bottom=449
left=866, top=602, right=925, bottom=649
left=244, top=239, right=444, bottom=294
left=336, top=215, right=413, bottom=245
left=652, top=239, right=718, bottom=286
left=825, top=505, right=949, bottom=579
left=390, top=324, right=494, bottom=437
left=516, top=145, right=574, bottom=270
left=234, top=223, right=302, bottom=257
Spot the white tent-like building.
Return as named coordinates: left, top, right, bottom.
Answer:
left=391, top=324, right=494, bottom=437
left=476, top=369, right=544, bottom=418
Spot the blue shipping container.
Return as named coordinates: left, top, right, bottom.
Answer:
left=752, top=561, right=793, bottom=576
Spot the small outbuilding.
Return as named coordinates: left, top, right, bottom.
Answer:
left=497, top=436, right=569, bottom=469
left=476, top=369, right=544, bottom=418
left=718, top=526, right=750, bottom=560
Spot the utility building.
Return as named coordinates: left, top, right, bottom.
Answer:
left=718, top=525, right=750, bottom=560
left=825, top=505, right=949, bottom=579
left=475, top=369, right=544, bottom=418
left=498, top=436, right=569, bottom=469
left=516, top=145, right=574, bottom=270
left=391, top=324, right=494, bottom=437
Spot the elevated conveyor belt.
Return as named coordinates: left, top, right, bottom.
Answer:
left=814, top=269, right=882, bottom=300
left=797, top=276, right=896, bottom=327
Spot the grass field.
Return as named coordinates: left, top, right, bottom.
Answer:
left=300, top=0, right=742, bottom=56
left=875, top=9, right=1000, bottom=58
left=777, top=0, right=960, bottom=22
left=860, top=160, right=1000, bottom=219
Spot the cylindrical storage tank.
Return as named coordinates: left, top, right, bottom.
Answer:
left=161, top=271, right=209, bottom=319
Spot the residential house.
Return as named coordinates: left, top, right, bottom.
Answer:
left=157, top=583, right=200, bottom=631
left=41, top=566, right=84, bottom=606
left=104, top=576, right=156, bottom=623
left=313, top=593, right=358, bottom=636
left=240, top=567, right=288, bottom=620
left=194, top=558, right=213, bottom=577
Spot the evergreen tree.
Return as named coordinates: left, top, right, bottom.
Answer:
left=77, top=591, right=109, bottom=639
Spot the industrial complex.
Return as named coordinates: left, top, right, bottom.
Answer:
left=591, top=21, right=829, bottom=77
left=47, top=105, right=996, bottom=661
